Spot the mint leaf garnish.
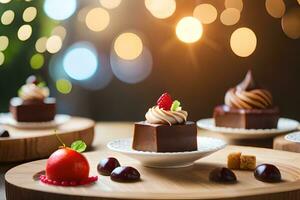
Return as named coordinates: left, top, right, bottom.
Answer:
left=71, top=140, right=87, bottom=153
left=37, top=81, right=46, bottom=88
left=18, top=88, right=22, bottom=97
left=171, top=100, right=181, bottom=111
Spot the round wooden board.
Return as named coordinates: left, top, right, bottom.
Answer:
left=5, top=145, right=300, bottom=200
left=273, top=134, right=300, bottom=153
left=0, top=116, right=95, bottom=162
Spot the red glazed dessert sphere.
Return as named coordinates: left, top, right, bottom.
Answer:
left=46, top=148, right=90, bottom=182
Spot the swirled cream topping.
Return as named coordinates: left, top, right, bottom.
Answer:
left=19, top=83, right=49, bottom=101
left=145, top=106, right=188, bottom=125
left=224, top=70, right=273, bottom=109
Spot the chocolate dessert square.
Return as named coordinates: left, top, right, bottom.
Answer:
left=213, top=105, right=279, bottom=129
left=10, top=97, right=56, bottom=122
left=133, top=121, right=197, bottom=152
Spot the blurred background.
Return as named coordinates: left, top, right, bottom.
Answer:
left=0, top=0, right=299, bottom=121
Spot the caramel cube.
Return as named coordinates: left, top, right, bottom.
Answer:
left=240, top=155, right=256, bottom=170
left=227, top=152, right=241, bottom=169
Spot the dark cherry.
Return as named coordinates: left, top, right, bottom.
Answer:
left=26, top=75, right=39, bottom=85
left=209, top=167, right=237, bottom=183
left=110, top=166, right=140, bottom=182
left=97, top=157, right=120, bottom=176
left=0, top=129, right=9, bottom=137
left=254, top=164, right=281, bottom=183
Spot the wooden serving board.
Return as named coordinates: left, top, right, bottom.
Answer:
left=5, top=145, right=300, bottom=200
left=0, top=116, right=95, bottom=162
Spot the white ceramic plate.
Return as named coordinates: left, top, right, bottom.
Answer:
left=0, top=113, right=71, bottom=129
left=197, top=118, right=299, bottom=139
left=285, top=132, right=300, bottom=143
left=107, top=137, right=226, bottom=168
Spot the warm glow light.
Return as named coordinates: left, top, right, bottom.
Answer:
left=281, top=7, right=300, bottom=39
left=63, top=42, right=98, bottom=80
left=230, top=27, right=257, bottom=57
left=114, top=32, right=143, bottom=60
left=0, top=36, right=9, bottom=51
left=30, top=53, right=44, bottom=69
left=193, top=4, right=217, bottom=24
left=0, top=0, right=11, bottom=3
left=99, top=0, right=122, bottom=9
left=220, top=8, right=240, bottom=26
left=56, top=79, right=72, bottom=94
left=35, top=37, right=47, bottom=53
left=111, top=46, right=153, bottom=84
left=51, top=26, right=67, bottom=40
left=17, top=24, right=32, bottom=41
left=46, top=36, right=62, bottom=54
left=0, top=52, right=4, bottom=66
left=145, top=0, right=176, bottom=19
left=44, top=0, right=77, bottom=21
left=176, top=17, right=203, bottom=43
left=265, top=0, right=285, bottom=18
left=1, top=10, right=14, bottom=25
left=225, top=0, right=243, bottom=11
left=85, top=8, right=110, bottom=32
left=23, top=7, right=37, bottom=22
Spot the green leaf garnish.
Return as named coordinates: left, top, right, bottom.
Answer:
left=171, top=100, right=182, bottom=111
left=17, top=88, right=22, bottom=97
left=71, top=140, right=87, bottom=153
left=37, top=81, right=46, bottom=88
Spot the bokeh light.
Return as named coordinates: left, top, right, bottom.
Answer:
left=85, top=7, right=110, bottom=32
left=145, top=0, right=176, bottom=19
left=281, top=7, right=300, bottom=39
left=23, top=6, right=37, bottom=22
left=230, top=27, right=257, bottom=57
left=1, top=10, right=14, bottom=25
left=56, top=79, right=72, bottom=94
left=35, top=37, right=47, bottom=53
left=51, top=26, right=67, bottom=40
left=225, top=0, right=243, bottom=11
left=0, top=0, right=11, bottom=3
left=17, top=24, right=32, bottom=41
left=193, top=4, right=217, bottom=24
left=176, top=17, right=203, bottom=43
left=99, top=0, right=122, bottom=9
left=43, top=0, right=77, bottom=21
left=114, top=32, right=143, bottom=60
left=111, top=46, right=153, bottom=84
left=63, top=42, right=98, bottom=81
left=0, top=36, right=9, bottom=51
left=46, top=35, right=62, bottom=54
left=220, top=8, right=240, bottom=26
left=265, top=0, right=285, bottom=18
left=30, top=53, right=44, bottom=69
left=0, top=52, right=4, bottom=66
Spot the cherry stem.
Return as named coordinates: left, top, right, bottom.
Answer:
left=55, top=130, right=66, bottom=148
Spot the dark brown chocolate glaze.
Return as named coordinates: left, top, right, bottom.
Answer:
left=133, top=121, right=197, bottom=152
left=214, top=105, right=279, bottom=129
left=10, top=97, right=56, bottom=122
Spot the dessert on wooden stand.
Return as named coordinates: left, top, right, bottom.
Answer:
left=10, top=75, right=56, bottom=122
left=133, top=92, right=197, bottom=152
left=214, top=70, right=279, bottom=129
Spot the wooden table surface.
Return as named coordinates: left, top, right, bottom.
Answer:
left=0, top=122, right=289, bottom=200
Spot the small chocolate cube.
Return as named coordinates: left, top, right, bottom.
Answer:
left=227, top=152, right=241, bottom=170
left=240, top=155, right=256, bottom=170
